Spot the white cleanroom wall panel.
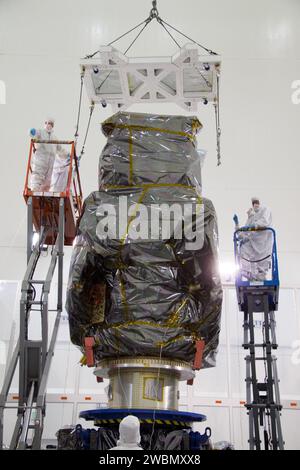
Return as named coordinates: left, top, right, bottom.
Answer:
left=2, top=408, right=18, bottom=448
left=219, top=295, right=227, bottom=345
left=193, top=345, right=228, bottom=398
left=0, top=341, right=7, bottom=390
left=275, top=289, right=298, bottom=346
left=227, top=288, right=243, bottom=346
left=0, top=280, right=16, bottom=390
left=280, top=410, right=300, bottom=450
left=43, top=403, right=74, bottom=440
left=273, top=292, right=299, bottom=398
left=231, top=406, right=249, bottom=450
left=79, top=363, right=109, bottom=396
left=47, top=344, right=80, bottom=394
left=0, top=281, right=19, bottom=342
left=276, top=354, right=300, bottom=400
left=193, top=405, right=231, bottom=444
left=53, top=313, right=73, bottom=343
left=230, top=351, right=247, bottom=398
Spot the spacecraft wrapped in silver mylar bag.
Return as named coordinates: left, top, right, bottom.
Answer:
left=66, top=112, right=222, bottom=368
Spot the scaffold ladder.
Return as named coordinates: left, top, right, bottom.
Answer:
left=0, top=196, right=65, bottom=449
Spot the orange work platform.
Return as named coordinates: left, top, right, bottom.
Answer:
left=23, top=139, right=83, bottom=245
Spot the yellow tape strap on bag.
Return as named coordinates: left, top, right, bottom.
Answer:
left=100, top=319, right=192, bottom=333
left=163, top=298, right=188, bottom=328
left=156, top=330, right=203, bottom=349
left=112, top=123, right=201, bottom=143
left=155, top=334, right=187, bottom=348
left=103, top=181, right=201, bottom=194
left=80, top=355, right=87, bottom=366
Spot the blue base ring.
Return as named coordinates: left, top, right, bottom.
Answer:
left=79, top=408, right=206, bottom=427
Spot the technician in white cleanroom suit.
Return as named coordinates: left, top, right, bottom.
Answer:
left=110, top=415, right=142, bottom=450
left=29, top=118, right=62, bottom=191
left=233, top=198, right=273, bottom=281
left=49, top=148, right=71, bottom=192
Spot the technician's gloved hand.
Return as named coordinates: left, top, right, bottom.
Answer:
left=233, top=214, right=239, bottom=226
left=29, top=128, right=36, bottom=137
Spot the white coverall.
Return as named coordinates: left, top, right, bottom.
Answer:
left=110, top=415, right=142, bottom=450
left=240, top=206, right=273, bottom=281
left=49, top=149, right=70, bottom=192
left=30, top=128, right=61, bottom=191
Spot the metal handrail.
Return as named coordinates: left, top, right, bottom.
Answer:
left=23, top=140, right=83, bottom=212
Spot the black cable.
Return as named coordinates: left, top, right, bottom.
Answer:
left=216, top=75, right=221, bottom=128
left=84, top=18, right=148, bottom=58
left=195, top=66, right=212, bottom=88
left=29, top=283, right=36, bottom=302
left=79, top=104, right=95, bottom=160
left=215, top=74, right=221, bottom=165
left=124, top=19, right=152, bottom=54
left=156, top=18, right=181, bottom=48
left=84, top=50, right=100, bottom=59
left=108, top=19, right=149, bottom=47
left=75, top=71, right=84, bottom=139
left=96, top=71, right=112, bottom=93
left=214, top=102, right=219, bottom=165
left=240, top=254, right=271, bottom=263
left=160, top=18, right=218, bottom=55
left=97, top=20, right=153, bottom=94
left=85, top=18, right=151, bottom=60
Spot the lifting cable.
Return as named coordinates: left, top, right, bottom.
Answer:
left=74, top=69, right=85, bottom=142
left=73, top=68, right=95, bottom=162
left=156, top=17, right=181, bottom=49
left=108, top=19, right=151, bottom=49
left=78, top=102, right=95, bottom=162
left=262, top=323, right=273, bottom=449
left=215, top=74, right=221, bottom=166
left=96, top=19, right=153, bottom=94
left=159, top=17, right=218, bottom=55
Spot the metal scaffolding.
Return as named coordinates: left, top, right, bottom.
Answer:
left=234, top=227, right=284, bottom=450
left=0, top=197, right=65, bottom=449
left=243, top=289, right=284, bottom=450
left=0, top=137, right=82, bottom=449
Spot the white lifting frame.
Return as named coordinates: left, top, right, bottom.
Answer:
left=81, top=44, right=221, bottom=112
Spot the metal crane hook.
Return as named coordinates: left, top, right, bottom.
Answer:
left=149, top=0, right=159, bottom=19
